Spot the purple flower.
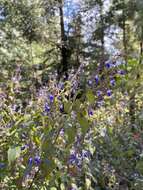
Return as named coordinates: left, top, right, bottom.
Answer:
left=58, top=82, right=64, bottom=90
left=21, top=145, right=26, bottom=151
left=44, top=104, right=50, bottom=112
left=59, top=128, right=64, bottom=136
left=28, top=157, right=33, bottom=165
left=82, top=150, right=91, bottom=158
left=95, top=75, right=99, bottom=84
left=110, top=79, right=115, bottom=86
left=97, top=100, right=104, bottom=107
left=107, top=89, right=112, bottom=96
left=88, top=109, right=93, bottom=116
left=68, top=153, right=78, bottom=164
left=118, top=70, right=126, bottom=75
left=69, top=154, right=76, bottom=161
left=97, top=90, right=102, bottom=96
left=34, top=156, right=41, bottom=165
left=88, top=80, right=92, bottom=86
left=59, top=104, right=64, bottom=112
left=76, top=135, right=82, bottom=145
left=49, top=94, right=54, bottom=102
left=105, top=62, right=111, bottom=69
left=57, top=96, right=62, bottom=100
left=0, top=163, right=5, bottom=169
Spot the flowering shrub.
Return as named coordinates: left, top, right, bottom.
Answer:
left=0, top=58, right=143, bottom=189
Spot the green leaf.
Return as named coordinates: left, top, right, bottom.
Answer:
left=86, top=90, right=95, bottom=104
left=73, top=99, right=81, bottom=111
left=66, top=126, right=76, bottom=145
left=126, top=149, right=135, bottom=158
left=60, top=184, right=65, bottom=190
left=64, top=101, right=72, bottom=113
left=8, top=146, right=21, bottom=165
left=42, top=159, right=56, bottom=178
left=50, top=188, right=57, bottom=190
left=136, top=160, right=143, bottom=174
left=78, top=116, right=89, bottom=134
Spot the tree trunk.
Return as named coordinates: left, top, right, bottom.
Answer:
left=58, top=0, right=68, bottom=80
left=139, top=41, right=143, bottom=64
left=129, top=92, right=136, bottom=130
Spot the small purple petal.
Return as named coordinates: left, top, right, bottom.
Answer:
left=110, top=79, right=115, bottom=86
left=59, top=128, right=64, bottom=136
left=58, top=82, right=64, bottom=90
left=118, top=70, right=126, bottom=75
left=107, top=89, right=112, bottom=96
left=88, top=110, right=93, bottom=116
left=59, top=104, right=64, bottom=112
left=88, top=80, right=92, bottom=86
left=82, top=150, right=91, bottom=158
left=49, top=94, right=54, bottom=102
left=105, top=63, right=111, bottom=68
left=28, top=158, right=33, bottom=165
left=34, top=156, right=41, bottom=165
left=68, top=153, right=77, bottom=164
left=21, top=145, right=26, bottom=151
left=44, top=104, right=50, bottom=112
left=97, top=90, right=102, bottom=96
left=95, top=75, right=99, bottom=84
left=0, top=163, right=5, bottom=169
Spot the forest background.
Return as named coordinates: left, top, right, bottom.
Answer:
left=0, top=0, right=143, bottom=189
